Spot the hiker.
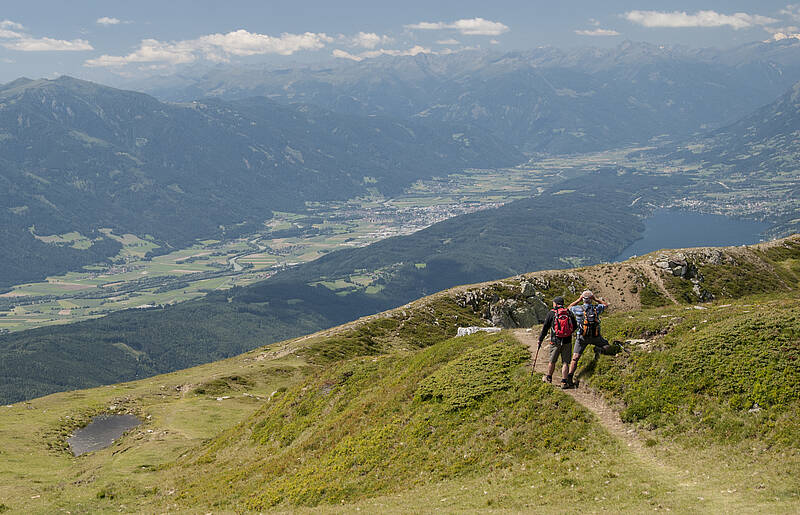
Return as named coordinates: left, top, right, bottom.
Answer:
left=565, top=290, right=615, bottom=388
left=537, top=296, right=578, bottom=389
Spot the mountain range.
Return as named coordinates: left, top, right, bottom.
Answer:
left=133, top=39, right=800, bottom=153
left=672, top=80, right=800, bottom=176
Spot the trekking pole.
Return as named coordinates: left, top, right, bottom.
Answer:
left=530, top=342, right=541, bottom=377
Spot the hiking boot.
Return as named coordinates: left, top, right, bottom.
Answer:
left=561, top=379, right=574, bottom=389
left=542, top=375, right=552, bottom=384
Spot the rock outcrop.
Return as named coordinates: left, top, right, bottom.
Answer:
left=456, top=280, right=550, bottom=329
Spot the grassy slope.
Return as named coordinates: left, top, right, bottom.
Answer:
left=1, top=236, right=799, bottom=513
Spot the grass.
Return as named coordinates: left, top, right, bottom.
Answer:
left=170, top=333, right=647, bottom=510
left=586, top=296, right=800, bottom=447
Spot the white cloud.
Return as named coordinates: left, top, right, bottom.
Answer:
left=625, top=10, right=778, bottom=29
left=435, top=38, right=460, bottom=45
left=405, top=17, right=509, bottom=36
left=0, top=20, right=24, bottom=30
left=489, top=39, right=500, bottom=44
left=199, top=30, right=331, bottom=56
left=85, top=29, right=332, bottom=67
left=575, top=28, right=621, bottom=36
left=0, top=20, right=24, bottom=39
left=333, top=44, right=434, bottom=61
left=0, top=28, right=24, bottom=39
left=0, top=19, right=93, bottom=52
left=3, top=37, right=93, bottom=52
left=85, top=38, right=196, bottom=67
left=96, top=17, right=121, bottom=26
left=332, top=49, right=362, bottom=61
left=346, top=32, right=392, bottom=49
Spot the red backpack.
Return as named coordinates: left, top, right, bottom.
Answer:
left=552, top=307, right=575, bottom=338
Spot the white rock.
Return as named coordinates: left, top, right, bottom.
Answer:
left=456, top=326, right=502, bottom=337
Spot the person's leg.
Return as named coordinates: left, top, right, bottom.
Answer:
left=567, top=336, right=585, bottom=385
left=594, top=336, right=615, bottom=355
left=544, top=343, right=560, bottom=382
left=559, top=340, right=572, bottom=388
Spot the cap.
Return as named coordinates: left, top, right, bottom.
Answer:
left=581, top=290, right=594, bottom=300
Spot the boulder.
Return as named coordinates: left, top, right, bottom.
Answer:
left=520, top=280, right=537, bottom=297
left=489, top=296, right=549, bottom=328
left=490, top=300, right=516, bottom=328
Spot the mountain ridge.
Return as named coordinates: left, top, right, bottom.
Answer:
left=131, top=40, right=800, bottom=153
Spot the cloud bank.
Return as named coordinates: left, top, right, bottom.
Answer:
left=85, top=29, right=331, bottom=67
left=0, top=20, right=93, bottom=51
left=405, top=17, right=509, bottom=36
left=625, top=10, right=777, bottom=29
left=5, top=37, right=93, bottom=52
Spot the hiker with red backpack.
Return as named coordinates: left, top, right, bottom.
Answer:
left=537, top=296, right=578, bottom=389
left=564, top=290, right=616, bottom=388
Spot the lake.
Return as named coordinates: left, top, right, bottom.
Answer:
left=616, top=209, right=770, bottom=261
left=67, top=414, right=141, bottom=456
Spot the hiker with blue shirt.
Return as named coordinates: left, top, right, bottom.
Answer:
left=564, top=290, right=615, bottom=388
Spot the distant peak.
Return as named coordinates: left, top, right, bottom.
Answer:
left=1, top=77, right=34, bottom=89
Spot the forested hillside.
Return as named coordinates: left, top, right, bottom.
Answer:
left=0, top=76, right=520, bottom=287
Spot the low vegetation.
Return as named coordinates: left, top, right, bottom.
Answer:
left=592, top=299, right=800, bottom=445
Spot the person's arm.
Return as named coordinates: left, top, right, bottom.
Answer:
left=593, top=294, right=608, bottom=307
left=568, top=297, right=582, bottom=308
left=537, top=311, right=554, bottom=345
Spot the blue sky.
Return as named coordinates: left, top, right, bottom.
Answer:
left=2, top=1, right=799, bottom=82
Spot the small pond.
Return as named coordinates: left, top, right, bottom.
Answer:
left=616, top=209, right=770, bottom=261
left=67, top=414, right=141, bottom=456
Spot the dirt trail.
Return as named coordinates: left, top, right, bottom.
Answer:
left=512, top=328, right=737, bottom=511
left=514, top=328, right=646, bottom=451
